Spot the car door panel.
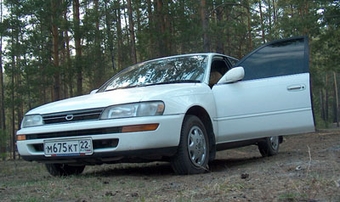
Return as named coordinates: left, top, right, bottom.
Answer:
left=213, top=36, right=315, bottom=144
left=213, top=73, right=314, bottom=143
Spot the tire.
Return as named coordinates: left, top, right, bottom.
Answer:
left=258, top=136, right=280, bottom=157
left=45, top=163, right=85, bottom=176
left=171, top=115, right=209, bottom=175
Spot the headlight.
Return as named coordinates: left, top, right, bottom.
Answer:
left=21, top=114, right=44, bottom=128
left=100, top=101, right=165, bottom=119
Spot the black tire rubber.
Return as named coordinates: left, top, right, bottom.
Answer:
left=171, top=115, right=209, bottom=175
left=258, top=136, right=280, bottom=157
left=45, top=163, right=85, bottom=176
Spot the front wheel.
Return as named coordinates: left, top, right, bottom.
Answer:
left=258, top=136, right=280, bottom=157
left=171, top=115, right=209, bottom=175
left=45, top=163, right=85, bottom=176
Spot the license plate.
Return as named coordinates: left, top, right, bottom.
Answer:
left=44, top=139, right=93, bottom=157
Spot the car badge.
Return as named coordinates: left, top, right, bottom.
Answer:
left=65, top=114, right=74, bottom=121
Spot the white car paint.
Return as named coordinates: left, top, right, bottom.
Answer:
left=213, top=73, right=314, bottom=143
left=16, top=37, right=315, bottom=175
left=17, top=83, right=217, bottom=156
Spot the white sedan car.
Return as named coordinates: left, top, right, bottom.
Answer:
left=16, top=36, right=315, bottom=176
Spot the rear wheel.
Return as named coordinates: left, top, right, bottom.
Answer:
left=171, top=115, right=209, bottom=175
left=258, top=136, right=279, bottom=157
left=45, top=163, right=85, bottom=176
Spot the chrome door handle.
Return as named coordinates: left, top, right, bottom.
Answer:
left=287, top=84, right=305, bottom=91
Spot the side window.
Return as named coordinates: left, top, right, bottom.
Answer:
left=209, top=57, right=231, bottom=87
left=227, top=56, right=239, bottom=66
left=238, top=37, right=308, bottom=81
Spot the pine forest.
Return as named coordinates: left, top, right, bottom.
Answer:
left=0, top=0, right=339, bottom=159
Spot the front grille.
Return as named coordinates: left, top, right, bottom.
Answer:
left=26, top=127, right=121, bottom=140
left=42, top=108, right=104, bottom=124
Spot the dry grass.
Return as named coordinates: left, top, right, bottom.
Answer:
left=0, top=131, right=339, bottom=202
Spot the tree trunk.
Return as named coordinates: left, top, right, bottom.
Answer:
left=272, top=0, right=277, bottom=24
left=0, top=1, right=5, bottom=159
left=215, top=2, right=224, bottom=53
left=146, top=0, right=154, bottom=57
left=127, top=0, right=137, bottom=64
left=10, top=59, right=15, bottom=159
left=155, top=0, right=165, bottom=57
left=115, top=0, right=123, bottom=69
left=9, top=3, right=19, bottom=160
left=333, top=72, right=339, bottom=126
left=244, top=0, right=253, bottom=51
left=63, top=3, right=72, bottom=97
left=93, top=0, right=104, bottom=88
left=0, top=1, right=4, bottom=130
left=104, top=0, right=115, bottom=70
left=201, top=0, right=210, bottom=52
left=51, top=0, right=60, bottom=101
left=73, top=0, right=82, bottom=96
left=259, top=1, right=266, bottom=43
left=325, top=74, right=329, bottom=122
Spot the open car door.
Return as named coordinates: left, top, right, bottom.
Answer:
left=213, top=36, right=315, bottom=143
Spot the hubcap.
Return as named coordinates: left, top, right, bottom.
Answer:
left=270, top=136, right=279, bottom=150
left=187, top=126, right=207, bottom=166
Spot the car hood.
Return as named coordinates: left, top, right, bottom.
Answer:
left=26, top=83, right=207, bottom=115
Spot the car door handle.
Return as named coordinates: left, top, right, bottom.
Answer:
left=287, top=84, right=305, bottom=91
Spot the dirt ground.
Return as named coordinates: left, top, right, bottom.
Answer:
left=0, top=129, right=340, bottom=202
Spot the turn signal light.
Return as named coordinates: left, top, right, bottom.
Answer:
left=17, top=135, right=26, bottom=141
left=122, top=123, right=159, bottom=133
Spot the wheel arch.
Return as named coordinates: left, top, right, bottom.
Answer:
left=185, top=106, right=216, bottom=161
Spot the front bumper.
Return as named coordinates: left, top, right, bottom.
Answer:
left=16, top=114, right=183, bottom=164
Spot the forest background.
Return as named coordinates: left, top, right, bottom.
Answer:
left=0, top=0, right=338, bottom=159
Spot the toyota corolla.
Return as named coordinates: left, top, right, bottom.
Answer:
left=16, top=36, right=315, bottom=176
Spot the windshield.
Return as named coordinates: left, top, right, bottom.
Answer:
left=98, top=55, right=208, bottom=92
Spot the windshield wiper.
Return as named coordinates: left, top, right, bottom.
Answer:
left=105, top=85, right=140, bottom=92
left=105, top=80, right=200, bottom=91
left=145, top=80, right=201, bottom=87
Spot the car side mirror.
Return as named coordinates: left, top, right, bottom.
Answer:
left=217, top=66, right=244, bottom=84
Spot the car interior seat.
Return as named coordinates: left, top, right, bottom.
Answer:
left=209, top=71, right=222, bottom=87
left=209, top=60, right=224, bottom=87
